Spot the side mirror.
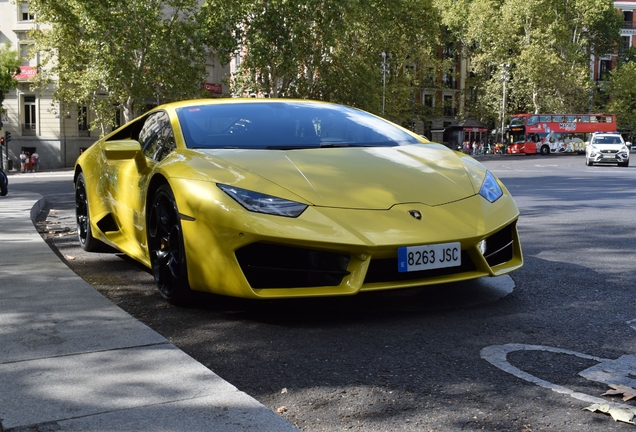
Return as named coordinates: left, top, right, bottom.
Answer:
left=103, top=139, right=148, bottom=171
left=103, top=139, right=142, bottom=160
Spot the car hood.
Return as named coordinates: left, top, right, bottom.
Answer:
left=198, top=145, right=479, bottom=209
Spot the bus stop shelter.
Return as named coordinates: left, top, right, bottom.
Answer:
left=443, top=117, right=489, bottom=149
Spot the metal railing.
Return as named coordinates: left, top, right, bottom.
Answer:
left=22, top=123, right=36, bottom=136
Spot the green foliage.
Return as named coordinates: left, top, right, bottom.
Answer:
left=26, top=0, right=627, bottom=134
left=200, top=0, right=441, bottom=122
left=29, top=0, right=212, bottom=134
left=606, top=62, right=636, bottom=132
left=439, top=0, right=621, bottom=122
left=0, top=43, right=21, bottom=108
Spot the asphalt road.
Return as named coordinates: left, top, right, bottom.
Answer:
left=8, top=154, right=636, bottom=431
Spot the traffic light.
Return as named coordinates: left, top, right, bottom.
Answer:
left=0, top=136, right=4, bottom=146
left=4, top=131, right=11, bottom=143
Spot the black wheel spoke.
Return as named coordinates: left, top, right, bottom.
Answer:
left=147, top=186, right=190, bottom=304
left=75, top=173, right=105, bottom=252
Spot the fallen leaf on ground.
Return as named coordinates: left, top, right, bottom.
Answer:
left=584, top=403, right=636, bottom=424
left=603, top=384, right=636, bottom=401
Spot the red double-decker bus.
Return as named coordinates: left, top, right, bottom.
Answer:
left=508, top=113, right=617, bottom=155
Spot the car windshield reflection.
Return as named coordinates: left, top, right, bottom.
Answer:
left=176, top=102, right=420, bottom=149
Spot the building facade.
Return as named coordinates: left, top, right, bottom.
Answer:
left=600, top=1, right=636, bottom=82
left=0, top=1, right=230, bottom=171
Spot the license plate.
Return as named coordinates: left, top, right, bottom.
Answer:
left=397, top=242, right=461, bottom=272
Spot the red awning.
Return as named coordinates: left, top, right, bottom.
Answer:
left=14, top=66, right=37, bottom=81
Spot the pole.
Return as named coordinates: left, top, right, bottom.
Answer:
left=500, top=78, right=506, bottom=145
left=500, top=64, right=510, bottom=147
left=381, top=52, right=390, bottom=116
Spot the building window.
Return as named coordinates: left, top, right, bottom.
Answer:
left=423, top=93, right=434, bottom=108
left=442, top=69, right=456, bottom=89
left=624, top=11, right=634, bottom=29
left=78, top=106, right=90, bottom=136
left=19, top=43, right=32, bottom=66
left=622, top=36, right=631, bottom=52
left=443, top=95, right=454, bottom=116
left=20, top=1, right=34, bottom=21
left=23, top=95, right=36, bottom=135
left=599, top=59, right=612, bottom=81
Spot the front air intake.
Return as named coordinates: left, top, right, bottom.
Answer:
left=235, top=243, right=350, bottom=288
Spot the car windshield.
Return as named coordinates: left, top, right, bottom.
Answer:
left=175, top=102, right=420, bottom=149
left=593, top=136, right=623, bottom=144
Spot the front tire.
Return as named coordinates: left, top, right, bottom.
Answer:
left=586, top=156, right=593, bottom=166
left=75, top=172, right=105, bottom=251
left=619, top=160, right=630, bottom=167
left=147, top=184, right=191, bottom=305
left=540, top=145, right=550, bottom=155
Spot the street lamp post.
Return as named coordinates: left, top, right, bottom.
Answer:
left=500, top=63, right=511, bottom=147
left=381, top=52, right=390, bottom=115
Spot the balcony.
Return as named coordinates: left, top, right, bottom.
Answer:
left=624, top=21, right=636, bottom=29
left=22, top=123, right=36, bottom=136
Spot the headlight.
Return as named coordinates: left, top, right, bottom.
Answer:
left=218, top=184, right=308, bottom=217
left=479, top=171, right=503, bottom=203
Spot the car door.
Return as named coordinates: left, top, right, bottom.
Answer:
left=112, top=111, right=177, bottom=259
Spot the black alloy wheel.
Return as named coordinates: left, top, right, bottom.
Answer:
left=75, top=172, right=103, bottom=251
left=147, top=184, right=191, bottom=305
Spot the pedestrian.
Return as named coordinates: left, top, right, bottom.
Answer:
left=31, top=150, right=40, bottom=172
left=24, top=152, right=32, bottom=172
left=19, top=151, right=26, bottom=173
left=32, top=151, right=39, bottom=171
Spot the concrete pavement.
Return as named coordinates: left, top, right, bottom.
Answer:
left=0, top=188, right=299, bottom=431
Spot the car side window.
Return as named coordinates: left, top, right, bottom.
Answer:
left=138, top=111, right=176, bottom=162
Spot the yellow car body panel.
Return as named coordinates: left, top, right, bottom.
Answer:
left=74, top=98, right=522, bottom=301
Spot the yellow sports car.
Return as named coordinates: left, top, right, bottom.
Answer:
left=75, top=99, right=522, bottom=305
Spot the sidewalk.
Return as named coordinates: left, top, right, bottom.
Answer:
left=0, top=191, right=299, bottom=431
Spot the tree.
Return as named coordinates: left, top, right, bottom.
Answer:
left=436, top=0, right=622, bottom=124
left=200, top=0, right=442, bottom=122
left=29, top=0, right=212, bottom=135
left=0, top=42, right=21, bottom=109
left=606, top=60, right=636, bottom=133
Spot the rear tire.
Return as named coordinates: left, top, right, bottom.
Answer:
left=147, top=184, right=191, bottom=305
left=75, top=172, right=105, bottom=251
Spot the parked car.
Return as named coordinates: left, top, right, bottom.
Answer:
left=74, top=99, right=523, bottom=305
left=0, top=169, right=7, bottom=196
left=585, top=132, right=630, bottom=167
